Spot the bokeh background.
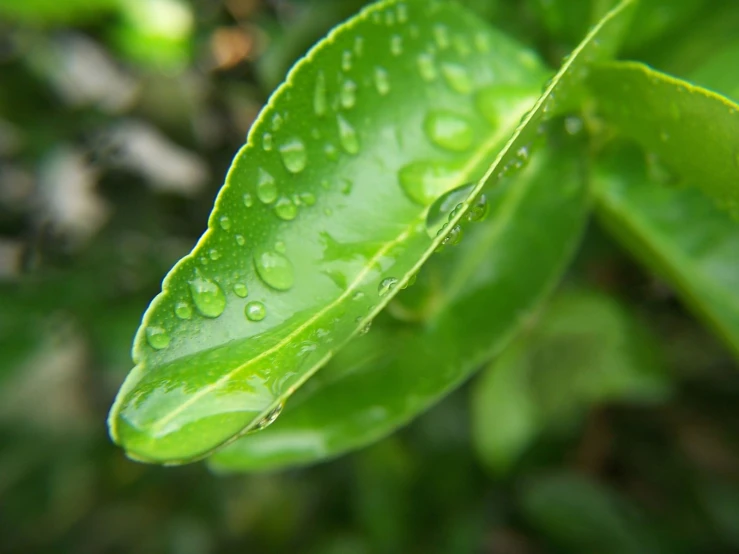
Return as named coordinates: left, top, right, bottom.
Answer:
left=1, top=0, right=739, bottom=552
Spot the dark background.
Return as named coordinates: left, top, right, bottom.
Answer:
left=1, top=1, right=738, bottom=552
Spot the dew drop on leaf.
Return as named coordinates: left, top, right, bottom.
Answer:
left=398, top=160, right=460, bottom=205
left=441, top=62, right=473, bottom=94
left=174, top=301, right=192, bottom=320
left=274, top=197, right=298, bottom=221
left=314, top=71, right=327, bottom=117
left=425, top=182, right=475, bottom=237
left=396, top=2, right=408, bottom=23
left=417, top=53, right=437, bottom=82
left=440, top=224, right=463, bottom=246
left=254, top=250, right=295, bottom=291
left=145, top=326, right=171, bottom=350
left=433, top=24, right=450, bottom=50
left=209, top=248, right=221, bottom=261
left=243, top=192, right=254, bottom=208
left=252, top=401, right=283, bottom=430
left=262, top=132, right=273, bottom=151
left=219, top=215, right=231, bottom=230
left=374, top=66, right=390, bottom=96
left=256, top=168, right=278, bottom=204
left=390, top=34, right=403, bottom=56
left=278, top=138, right=307, bottom=174
left=271, top=113, right=283, bottom=131
left=233, top=283, right=248, bottom=298
left=378, top=277, right=398, bottom=297
left=358, top=319, right=372, bottom=335
left=341, top=50, right=352, bottom=71
left=274, top=240, right=286, bottom=253
left=423, top=111, right=473, bottom=152
left=245, top=301, right=267, bottom=322
left=353, top=36, right=364, bottom=56
left=340, top=79, right=357, bottom=109
left=235, top=234, right=246, bottom=246
left=337, top=115, right=360, bottom=154
left=189, top=272, right=227, bottom=318
left=300, top=191, right=316, bottom=205
left=466, top=194, right=489, bottom=222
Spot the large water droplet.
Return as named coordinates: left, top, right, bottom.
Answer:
left=314, top=71, right=327, bottom=117
left=233, top=283, right=248, bottom=298
left=424, top=111, right=473, bottom=152
left=374, top=66, right=390, bottom=96
left=189, top=273, right=227, bottom=318
left=279, top=138, right=307, bottom=174
left=254, top=251, right=295, bottom=291
left=256, top=168, right=278, bottom=204
left=390, top=35, right=403, bottom=56
left=378, top=277, right=398, bottom=297
left=174, top=302, right=192, bottom=320
left=466, top=194, right=489, bottom=222
left=243, top=192, right=254, bottom=208
left=219, top=215, right=231, bottom=230
left=274, top=197, right=298, bottom=221
left=341, top=79, right=357, bottom=109
left=434, top=24, right=450, bottom=49
left=441, top=62, right=472, bottom=94
left=253, top=401, right=283, bottom=430
left=145, top=326, right=170, bottom=350
left=245, top=301, right=266, bottom=322
left=417, top=53, right=437, bottom=82
left=337, top=115, right=360, bottom=154
left=398, top=161, right=460, bottom=205
left=425, top=182, right=474, bottom=237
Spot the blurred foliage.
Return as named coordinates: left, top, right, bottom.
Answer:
left=0, top=0, right=738, bottom=553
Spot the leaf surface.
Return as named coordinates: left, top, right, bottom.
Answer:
left=593, top=146, right=739, bottom=359
left=209, top=144, right=590, bottom=472
left=587, top=61, right=739, bottom=214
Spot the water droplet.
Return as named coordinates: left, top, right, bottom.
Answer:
left=398, top=160, right=460, bottom=205
left=475, top=84, right=537, bottom=126
left=353, top=36, right=364, bottom=56
left=243, top=192, right=254, bottom=207
left=256, top=168, right=278, bottom=204
left=417, top=53, right=437, bottom=82
left=274, top=240, right=286, bottom=253
left=466, top=194, right=489, bottom=222
left=314, top=71, right=327, bottom=117
left=425, top=182, right=474, bottom=237
left=233, top=283, right=248, bottom=298
left=516, top=146, right=530, bottom=162
left=271, top=113, right=283, bottom=131
left=174, top=301, right=192, bottom=320
left=396, top=2, right=408, bottom=23
left=402, top=272, right=417, bottom=289
left=209, top=248, right=221, bottom=261
left=300, top=191, right=316, bottom=206
left=337, top=115, right=360, bottom=155
left=278, top=138, right=307, bottom=174
left=441, top=62, right=472, bottom=94
left=564, top=116, right=583, bottom=135
left=254, top=251, right=294, bottom=291
left=352, top=290, right=365, bottom=301
left=245, top=301, right=266, bottom=321
left=219, top=215, right=231, bottom=230
left=390, top=35, right=403, bottom=56
left=358, top=320, right=372, bottom=335
left=189, top=272, right=227, bottom=318
left=385, top=10, right=396, bottom=25
left=262, top=132, right=273, bottom=151
left=253, top=401, right=283, bottom=429
left=324, top=143, right=338, bottom=160
left=374, top=66, right=390, bottom=95
left=146, top=326, right=170, bottom=350
left=341, top=79, right=357, bottom=109
left=424, top=111, right=473, bottom=152
left=440, top=224, right=463, bottom=246
left=378, top=277, right=398, bottom=297
left=341, top=50, right=352, bottom=71
left=433, top=24, right=450, bottom=49
left=235, top=234, right=246, bottom=246
left=274, top=197, right=298, bottom=221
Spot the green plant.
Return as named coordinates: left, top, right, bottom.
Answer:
left=108, top=0, right=739, bottom=471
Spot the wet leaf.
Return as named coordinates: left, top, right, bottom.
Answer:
left=587, top=61, right=739, bottom=215
left=209, top=144, right=590, bottom=472
left=471, top=288, right=669, bottom=475
left=593, top=146, right=739, bottom=360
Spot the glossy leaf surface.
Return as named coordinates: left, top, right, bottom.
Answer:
left=471, top=289, right=669, bottom=475
left=593, top=147, right=739, bottom=359
left=209, top=144, right=590, bottom=472
left=109, top=0, right=551, bottom=464
left=587, top=61, right=739, bottom=214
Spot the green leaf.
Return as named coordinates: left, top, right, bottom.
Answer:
left=471, top=288, right=669, bottom=475
left=108, top=0, right=551, bottom=464
left=208, top=143, right=590, bottom=472
left=0, top=0, right=116, bottom=24
left=109, top=0, right=636, bottom=465
left=593, top=146, right=739, bottom=360
left=688, top=39, right=739, bottom=103
left=587, top=61, right=739, bottom=215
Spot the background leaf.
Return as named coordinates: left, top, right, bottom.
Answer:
left=209, top=140, right=590, bottom=472
left=587, top=61, right=739, bottom=215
